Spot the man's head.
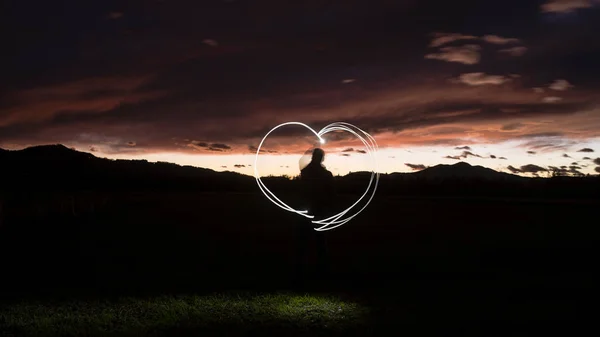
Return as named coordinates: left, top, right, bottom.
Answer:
left=312, top=148, right=325, bottom=164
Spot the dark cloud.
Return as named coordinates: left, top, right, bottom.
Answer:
left=508, top=164, right=548, bottom=174
left=501, top=123, right=523, bottom=131
left=583, top=157, right=591, bottom=160
left=234, top=164, right=245, bottom=168
left=577, top=148, right=594, bottom=152
left=520, top=164, right=548, bottom=173
left=507, top=165, right=521, bottom=173
left=498, top=46, right=527, bottom=57
left=490, top=155, right=496, bottom=159
left=405, top=163, right=427, bottom=171
left=127, top=141, right=136, bottom=147
left=210, top=143, right=231, bottom=150
left=594, top=158, right=600, bottom=165
left=527, top=151, right=536, bottom=154
left=340, top=153, right=351, bottom=157
left=455, top=146, right=471, bottom=150
left=541, top=0, right=598, bottom=13
left=571, top=162, right=579, bottom=165
left=342, top=148, right=355, bottom=152
left=221, top=165, right=227, bottom=168
left=445, top=150, right=485, bottom=160
left=356, top=149, right=367, bottom=154
left=563, top=154, right=571, bottom=158
left=89, top=146, right=97, bottom=152
left=499, top=157, right=507, bottom=160
left=596, top=167, right=600, bottom=173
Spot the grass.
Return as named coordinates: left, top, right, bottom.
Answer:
left=0, top=292, right=370, bottom=337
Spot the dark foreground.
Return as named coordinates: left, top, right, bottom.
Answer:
left=0, top=192, right=596, bottom=336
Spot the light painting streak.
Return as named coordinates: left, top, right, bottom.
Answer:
left=254, top=122, right=380, bottom=231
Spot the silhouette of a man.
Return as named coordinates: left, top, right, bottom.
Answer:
left=294, top=148, right=334, bottom=284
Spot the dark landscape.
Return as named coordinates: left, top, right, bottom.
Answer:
left=3, top=1, right=600, bottom=335
left=1, top=145, right=597, bottom=336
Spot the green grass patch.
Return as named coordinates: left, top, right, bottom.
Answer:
left=0, top=292, right=370, bottom=336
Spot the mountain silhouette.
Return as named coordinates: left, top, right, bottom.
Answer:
left=1, top=144, right=598, bottom=199
left=413, top=162, right=525, bottom=181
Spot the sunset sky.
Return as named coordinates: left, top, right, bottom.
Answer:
left=2, top=0, right=600, bottom=177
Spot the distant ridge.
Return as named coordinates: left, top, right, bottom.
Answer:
left=1, top=144, right=599, bottom=199
left=414, top=161, right=524, bottom=181
left=1, top=144, right=521, bottom=181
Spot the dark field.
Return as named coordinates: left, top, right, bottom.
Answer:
left=0, top=192, right=596, bottom=336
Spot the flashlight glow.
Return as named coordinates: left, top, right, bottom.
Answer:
left=254, top=122, right=379, bottom=231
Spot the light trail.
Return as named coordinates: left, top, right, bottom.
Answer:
left=254, top=122, right=380, bottom=231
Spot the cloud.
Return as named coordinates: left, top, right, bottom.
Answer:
left=0, top=76, right=164, bottom=128
left=511, top=164, right=548, bottom=174
left=583, top=157, right=591, bottom=160
left=549, top=79, right=574, bottom=91
left=341, top=148, right=366, bottom=154
left=127, top=141, right=136, bottom=147
left=454, top=72, right=512, bottom=86
left=405, top=163, right=428, bottom=171
left=541, top=0, right=598, bottom=13
left=594, top=158, right=600, bottom=165
left=210, top=143, right=231, bottom=150
left=527, top=151, right=536, bottom=154
left=89, top=146, right=97, bottom=152
left=542, top=96, right=563, bottom=103
left=202, top=39, right=219, bottom=47
left=507, top=165, right=520, bottom=173
left=428, top=32, right=478, bottom=48
left=341, top=79, right=356, bottom=84
left=499, top=157, right=507, bottom=160
left=490, top=154, right=496, bottom=159
left=518, top=133, right=580, bottom=153
left=533, top=87, right=545, bottom=94
left=521, top=164, right=548, bottom=173
left=563, top=153, right=571, bottom=158
left=501, top=123, right=524, bottom=131
left=187, top=141, right=208, bottom=151
left=234, top=164, right=245, bottom=168
left=498, top=46, right=528, bottom=57
left=444, top=150, right=485, bottom=160
left=577, top=148, right=594, bottom=152
left=340, top=153, right=350, bottom=156
left=455, top=146, right=471, bottom=150
left=482, top=35, right=521, bottom=45
left=596, top=167, right=600, bottom=173
left=425, top=45, right=481, bottom=65
left=249, top=145, right=276, bottom=154
left=548, top=165, right=584, bottom=176
left=221, top=165, right=227, bottom=168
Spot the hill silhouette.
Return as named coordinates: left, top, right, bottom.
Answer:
left=0, top=144, right=599, bottom=199
left=413, top=162, right=525, bottom=181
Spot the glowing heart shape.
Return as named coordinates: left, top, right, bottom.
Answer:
left=253, top=122, right=380, bottom=231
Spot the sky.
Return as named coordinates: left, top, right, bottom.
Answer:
left=2, top=0, right=600, bottom=177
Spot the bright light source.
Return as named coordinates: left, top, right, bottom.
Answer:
left=254, top=122, right=380, bottom=231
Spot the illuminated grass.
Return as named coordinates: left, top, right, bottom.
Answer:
left=0, top=292, right=370, bottom=337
